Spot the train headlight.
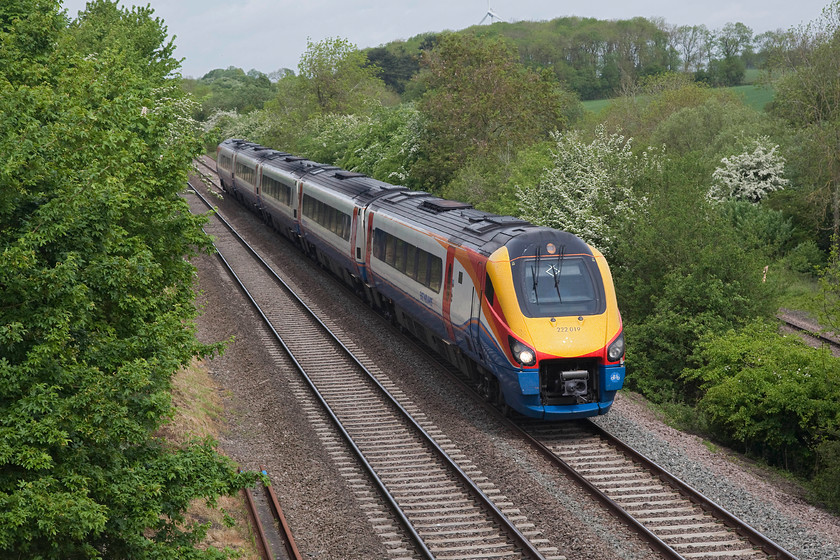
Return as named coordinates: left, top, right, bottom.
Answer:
left=607, top=331, right=625, bottom=363
left=509, top=337, right=537, bottom=367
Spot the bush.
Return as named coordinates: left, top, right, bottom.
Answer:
left=717, top=199, right=794, bottom=259
left=613, top=155, right=773, bottom=400
left=785, top=240, right=827, bottom=275
left=811, top=437, right=840, bottom=513
left=682, top=320, right=840, bottom=474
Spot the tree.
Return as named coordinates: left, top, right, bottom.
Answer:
left=411, top=32, right=574, bottom=191
left=297, top=36, right=390, bottom=114
left=708, top=137, right=789, bottom=202
left=769, top=1, right=840, bottom=250
left=683, top=320, right=840, bottom=473
left=716, top=22, right=753, bottom=59
left=516, top=125, right=659, bottom=256
left=261, top=37, right=394, bottom=152
left=672, top=24, right=711, bottom=72
left=0, top=2, right=257, bottom=557
left=611, top=155, right=773, bottom=400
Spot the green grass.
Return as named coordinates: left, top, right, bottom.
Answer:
left=729, top=83, right=775, bottom=111
left=581, top=72, right=775, bottom=114
left=766, top=263, right=825, bottom=317
left=581, top=97, right=612, bottom=115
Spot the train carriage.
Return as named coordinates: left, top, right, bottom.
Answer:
left=216, top=139, right=625, bottom=420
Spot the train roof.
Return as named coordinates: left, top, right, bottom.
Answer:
left=219, top=138, right=592, bottom=258
left=370, top=190, right=560, bottom=258
left=300, top=166, right=408, bottom=205
left=221, top=138, right=407, bottom=203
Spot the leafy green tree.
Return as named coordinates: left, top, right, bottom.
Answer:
left=411, top=32, right=575, bottom=192
left=1, top=2, right=257, bottom=558
left=769, top=1, right=840, bottom=251
left=365, top=42, right=421, bottom=94
left=297, top=36, right=393, bottom=114
left=262, top=37, right=395, bottom=152
left=67, top=0, right=180, bottom=80
left=186, top=66, right=276, bottom=119
left=613, top=156, right=773, bottom=400
left=819, top=236, right=840, bottom=331
left=293, top=102, right=423, bottom=187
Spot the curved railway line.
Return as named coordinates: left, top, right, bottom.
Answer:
left=185, top=175, right=562, bottom=560
left=188, top=157, right=802, bottom=560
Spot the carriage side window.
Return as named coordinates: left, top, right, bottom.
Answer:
left=262, top=174, right=292, bottom=206
left=373, top=228, right=442, bottom=293
left=235, top=161, right=256, bottom=185
left=218, top=154, right=233, bottom=171
left=428, top=256, right=442, bottom=292
left=405, top=244, right=418, bottom=281
left=302, top=194, right=351, bottom=241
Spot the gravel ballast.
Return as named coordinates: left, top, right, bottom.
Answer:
left=188, top=177, right=840, bottom=559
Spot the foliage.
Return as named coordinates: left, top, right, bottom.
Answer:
left=183, top=66, right=276, bottom=120
left=768, top=1, right=840, bottom=248
left=365, top=41, right=422, bottom=94
left=612, top=156, right=773, bottom=400
left=682, top=320, right=840, bottom=474
left=819, top=236, right=840, bottom=332
left=785, top=240, right=827, bottom=274
left=66, top=0, right=180, bottom=81
left=260, top=37, right=395, bottom=153
left=296, top=103, right=423, bottom=185
left=297, top=36, right=393, bottom=115
left=469, top=16, right=679, bottom=100
left=517, top=125, right=659, bottom=257
left=648, top=94, right=768, bottom=159
left=708, top=137, right=788, bottom=202
left=812, top=437, right=840, bottom=513
left=0, top=2, right=258, bottom=558
left=411, top=32, right=575, bottom=192
left=444, top=140, right=554, bottom=216
left=716, top=200, right=794, bottom=259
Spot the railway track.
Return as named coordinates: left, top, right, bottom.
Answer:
left=777, top=310, right=840, bottom=354
left=518, top=420, right=798, bottom=560
left=184, top=178, right=563, bottom=559
left=397, top=328, right=801, bottom=559
left=243, top=470, right=302, bottom=560
left=187, top=158, right=801, bottom=560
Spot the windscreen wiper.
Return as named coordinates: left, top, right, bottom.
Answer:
left=531, top=246, right=541, bottom=303
left=553, top=245, right=565, bottom=302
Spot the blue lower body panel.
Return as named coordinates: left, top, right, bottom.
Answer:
left=498, top=363, right=626, bottom=420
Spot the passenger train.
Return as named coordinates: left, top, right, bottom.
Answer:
left=216, top=138, right=625, bottom=420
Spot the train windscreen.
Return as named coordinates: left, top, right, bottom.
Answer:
left=514, top=255, right=606, bottom=317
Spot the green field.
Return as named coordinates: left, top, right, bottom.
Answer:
left=582, top=75, right=775, bottom=115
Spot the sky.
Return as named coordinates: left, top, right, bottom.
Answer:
left=59, top=0, right=831, bottom=79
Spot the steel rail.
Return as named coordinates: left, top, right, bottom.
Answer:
left=186, top=182, right=548, bottom=559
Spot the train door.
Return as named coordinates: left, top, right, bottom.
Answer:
left=441, top=246, right=457, bottom=342
left=353, top=206, right=368, bottom=283
left=446, top=255, right=484, bottom=360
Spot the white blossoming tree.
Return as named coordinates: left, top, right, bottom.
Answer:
left=516, top=125, right=658, bottom=256
left=708, top=137, right=788, bottom=203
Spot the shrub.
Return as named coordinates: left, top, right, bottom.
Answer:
left=811, top=437, right=840, bottom=513
left=682, top=320, right=840, bottom=474
left=785, top=240, right=827, bottom=275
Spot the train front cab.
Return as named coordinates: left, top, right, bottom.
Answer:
left=481, top=231, right=626, bottom=420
